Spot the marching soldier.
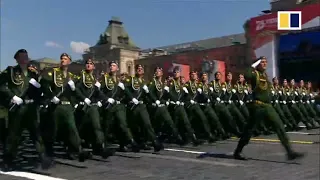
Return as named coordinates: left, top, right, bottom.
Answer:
left=100, top=61, right=139, bottom=152
left=184, top=71, right=215, bottom=142
left=147, top=67, right=183, bottom=144
left=167, top=67, right=201, bottom=145
left=39, top=53, right=87, bottom=162
left=198, top=72, right=227, bottom=139
left=0, top=49, right=51, bottom=170
left=307, top=81, right=320, bottom=116
left=211, top=72, right=240, bottom=136
left=233, top=56, right=304, bottom=160
left=224, top=72, right=246, bottom=132
left=124, top=64, right=163, bottom=152
left=271, top=77, right=293, bottom=130
left=234, top=74, right=250, bottom=120
left=74, top=59, right=113, bottom=158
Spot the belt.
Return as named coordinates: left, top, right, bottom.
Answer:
left=254, top=100, right=268, bottom=105
left=60, top=101, right=71, bottom=105
left=170, top=101, right=184, bottom=106
left=152, top=103, right=166, bottom=107
left=24, top=99, right=34, bottom=104
left=199, top=103, right=207, bottom=106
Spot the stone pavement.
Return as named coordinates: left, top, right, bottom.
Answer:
left=0, top=129, right=319, bottom=180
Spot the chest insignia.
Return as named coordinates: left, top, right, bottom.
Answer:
left=10, top=67, right=24, bottom=86
left=132, top=77, right=140, bottom=90
left=105, top=76, right=115, bottom=90
left=83, top=72, right=94, bottom=88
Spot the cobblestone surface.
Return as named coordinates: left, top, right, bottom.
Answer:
left=0, top=129, right=319, bottom=180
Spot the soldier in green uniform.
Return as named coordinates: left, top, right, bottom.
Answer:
left=0, top=49, right=51, bottom=170
left=233, top=56, right=304, bottom=160
left=167, top=67, right=201, bottom=145
left=211, top=72, right=240, bottom=136
left=147, top=67, right=183, bottom=144
left=224, top=72, right=246, bottom=132
left=307, top=82, right=320, bottom=116
left=234, top=74, right=250, bottom=121
left=39, top=53, right=87, bottom=162
left=271, top=77, right=294, bottom=130
left=74, top=59, right=115, bottom=158
left=100, top=61, right=139, bottom=152
left=124, top=64, right=162, bottom=152
left=198, top=72, right=226, bottom=139
left=184, top=71, right=215, bottom=142
left=289, top=79, right=316, bottom=128
left=282, top=79, right=312, bottom=129
left=297, top=80, right=320, bottom=125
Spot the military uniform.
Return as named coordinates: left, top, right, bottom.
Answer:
left=74, top=68, right=108, bottom=156
left=148, top=74, right=182, bottom=144
left=40, top=65, right=86, bottom=161
left=100, top=69, right=139, bottom=152
left=298, top=86, right=320, bottom=125
left=124, top=65, right=162, bottom=152
left=0, top=61, right=50, bottom=169
left=234, top=82, right=250, bottom=121
left=234, top=57, right=303, bottom=160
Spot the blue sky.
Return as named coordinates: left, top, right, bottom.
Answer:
left=1, top=0, right=270, bottom=69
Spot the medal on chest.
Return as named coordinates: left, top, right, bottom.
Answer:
left=174, top=80, right=180, bottom=93
left=226, top=83, right=232, bottom=93
left=155, top=79, right=162, bottom=92
left=238, top=84, right=243, bottom=93
left=213, top=81, right=220, bottom=92
left=132, top=77, right=140, bottom=90
left=105, top=75, right=115, bottom=90
left=190, top=82, right=196, bottom=93
left=202, top=83, right=208, bottom=94
left=54, top=69, right=64, bottom=87
left=83, top=72, right=94, bottom=88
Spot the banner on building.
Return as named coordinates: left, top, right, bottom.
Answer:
left=168, top=63, right=190, bottom=81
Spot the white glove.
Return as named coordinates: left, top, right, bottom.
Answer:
left=68, top=80, right=75, bottom=91
left=12, top=95, right=23, bottom=105
left=190, top=100, right=195, bottom=104
left=311, top=100, right=315, bottom=103
left=166, top=101, right=169, bottom=106
left=51, top=96, right=60, bottom=104
left=286, top=92, right=290, bottom=96
left=306, top=100, right=310, bottom=104
left=207, top=99, right=211, bottom=103
left=95, top=81, right=101, bottom=89
left=291, top=100, right=295, bottom=104
left=97, top=101, right=102, bottom=107
left=222, top=88, right=226, bottom=92
left=239, top=100, right=244, bottom=105
left=74, top=104, right=78, bottom=108
left=300, top=100, right=303, bottom=103
left=302, top=92, right=306, bottom=96
left=275, top=100, right=279, bottom=103
left=310, top=93, right=314, bottom=97
left=182, top=87, right=188, bottom=93
left=118, top=82, right=125, bottom=90
left=164, top=86, right=169, bottom=92
left=29, top=78, right=41, bottom=88
left=143, top=85, right=149, bottom=93
left=209, top=87, right=213, bottom=92
left=232, top=89, right=236, bottom=93
left=176, top=101, right=180, bottom=105
left=197, top=88, right=202, bottom=94
left=244, top=90, right=248, bottom=94
left=283, top=101, right=286, bottom=105
left=278, top=91, right=282, bottom=94
left=228, top=100, right=232, bottom=104
left=84, top=98, right=91, bottom=105
left=155, top=100, right=160, bottom=105
left=132, top=98, right=139, bottom=105
left=107, top=98, right=115, bottom=104
left=251, top=59, right=261, bottom=68
left=271, top=91, right=275, bottom=94
left=216, top=97, right=221, bottom=102
left=294, top=91, right=298, bottom=95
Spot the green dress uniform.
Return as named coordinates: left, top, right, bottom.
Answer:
left=307, top=90, right=320, bottom=117
left=283, top=86, right=312, bottom=129
left=148, top=78, right=182, bottom=143
left=234, top=67, right=303, bottom=160
left=299, top=87, right=320, bottom=124
left=100, top=73, right=139, bottom=152
left=294, top=86, right=317, bottom=127
left=39, top=67, right=86, bottom=161
left=234, top=82, right=250, bottom=121
left=270, top=85, right=293, bottom=130
left=124, top=75, right=162, bottom=152
left=278, top=86, right=299, bottom=130
left=211, top=80, right=240, bottom=136
left=198, top=81, right=226, bottom=139
left=184, top=80, right=215, bottom=141
left=167, top=78, right=201, bottom=145
left=224, top=81, right=246, bottom=132
left=0, top=65, right=50, bottom=169
left=74, top=70, right=107, bottom=156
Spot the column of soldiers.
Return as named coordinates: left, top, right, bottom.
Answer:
left=0, top=50, right=319, bottom=170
